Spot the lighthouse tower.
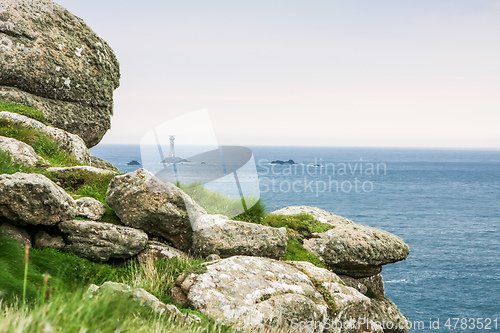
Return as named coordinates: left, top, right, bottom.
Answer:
left=169, top=135, right=176, bottom=158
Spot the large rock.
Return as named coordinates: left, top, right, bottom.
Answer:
left=0, top=135, right=46, bottom=165
left=0, top=172, right=77, bottom=226
left=58, top=220, right=148, bottom=261
left=273, top=206, right=410, bottom=278
left=172, top=256, right=409, bottom=332
left=192, top=214, right=287, bottom=259
left=106, top=169, right=206, bottom=251
left=0, top=1, right=120, bottom=147
left=0, top=112, right=90, bottom=163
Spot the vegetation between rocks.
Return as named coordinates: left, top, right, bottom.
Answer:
left=0, top=101, right=49, bottom=125
left=0, top=233, right=232, bottom=332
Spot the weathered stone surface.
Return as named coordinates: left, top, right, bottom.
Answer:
left=338, top=275, right=368, bottom=295
left=0, top=173, right=76, bottom=226
left=106, top=169, right=206, bottom=251
left=271, top=206, right=354, bottom=226
left=290, top=261, right=409, bottom=333
left=34, top=230, right=65, bottom=250
left=137, top=241, right=189, bottom=264
left=205, top=253, right=221, bottom=262
left=0, top=1, right=120, bottom=147
left=358, top=274, right=385, bottom=297
left=0, top=222, right=31, bottom=247
left=172, top=256, right=409, bottom=332
left=273, top=206, right=410, bottom=278
left=48, top=165, right=117, bottom=175
left=0, top=112, right=90, bottom=163
left=75, top=197, right=106, bottom=221
left=192, top=214, right=287, bottom=259
left=0, top=135, right=46, bottom=165
left=90, top=156, right=120, bottom=172
left=58, top=220, right=148, bottom=261
left=86, top=282, right=201, bottom=324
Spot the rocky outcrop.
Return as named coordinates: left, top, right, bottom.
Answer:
left=75, top=197, right=106, bottom=221
left=192, top=214, right=287, bottom=259
left=0, top=112, right=90, bottom=164
left=0, top=1, right=120, bottom=147
left=106, top=169, right=206, bottom=251
left=58, top=220, right=148, bottom=261
left=137, top=241, right=189, bottom=264
left=0, top=135, right=46, bottom=165
left=0, top=222, right=31, bottom=247
left=34, top=230, right=65, bottom=250
left=0, top=172, right=77, bottom=226
left=172, top=256, right=409, bottom=332
left=86, top=282, right=201, bottom=324
left=272, top=206, right=409, bottom=278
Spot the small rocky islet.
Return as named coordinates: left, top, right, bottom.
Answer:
left=0, top=2, right=411, bottom=332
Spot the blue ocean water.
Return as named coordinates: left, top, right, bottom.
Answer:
left=90, top=144, right=500, bottom=331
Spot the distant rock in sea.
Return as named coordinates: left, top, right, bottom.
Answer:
left=161, top=157, right=190, bottom=164
left=270, top=159, right=297, bottom=165
left=127, top=160, right=141, bottom=166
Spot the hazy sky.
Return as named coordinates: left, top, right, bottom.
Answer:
left=57, top=0, right=500, bottom=147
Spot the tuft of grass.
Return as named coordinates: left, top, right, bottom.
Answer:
left=0, top=150, right=24, bottom=175
left=309, top=277, right=338, bottom=316
left=282, top=236, right=326, bottom=268
left=0, top=101, right=48, bottom=124
left=257, top=213, right=334, bottom=239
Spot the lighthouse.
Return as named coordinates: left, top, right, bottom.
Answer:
left=169, top=135, right=175, bottom=158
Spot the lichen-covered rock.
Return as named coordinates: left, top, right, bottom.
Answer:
left=192, top=214, right=287, bottom=259
left=34, top=230, right=65, bottom=250
left=106, top=169, right=206, bottom=251
left=48, top=165, right=117, bottom=175
left=137, top=241, right=189, bottom=264
left=358, top=274, right=385, bottom=297
left=0, top=222, right=31, bottom=247
left=86, top=282, right=201, bottom=324
left=271, top=206, right=354, bottom=226
left=58, top=220, right=148, bottom=261
left=75, top=197, right=106, bottom=221
left=0, top=135, right=46, bottom=165
left=0, top=112, right=90, bottom=163
left=172, top=256, right=409, bottom=332
left=273, top=206, right=410, bottom=278
left=0, top=173, right=76, bottom=226
left=0, top=1, right=120, bottom=147
left=89, top=156, right=120, bottom=172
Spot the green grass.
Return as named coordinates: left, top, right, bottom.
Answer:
left=0, top=232, right=234, bottom=332
left=257, top=213, right=334, bottom=238
left=0, top=119, right=80, bottom=167
left=282, top=236, right=326, bottom=268
left=0, top=101, right=48, bottom=124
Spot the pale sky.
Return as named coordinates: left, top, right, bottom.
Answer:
left=57, top=0, right=500, bottom=148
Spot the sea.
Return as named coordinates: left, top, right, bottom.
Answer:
left=90, top=144, right=500, bottom=332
